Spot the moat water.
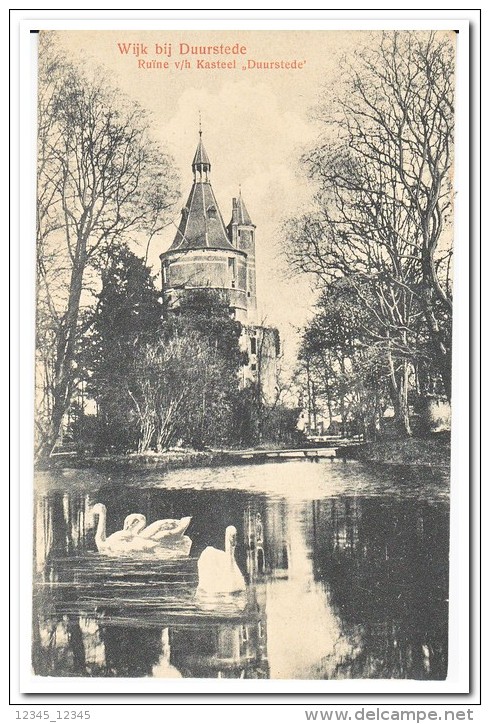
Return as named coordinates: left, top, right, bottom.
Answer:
left=32, top=459, right=449, bottom=680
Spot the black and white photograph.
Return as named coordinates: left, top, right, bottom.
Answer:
left=19, top=17, right=473, bottom=696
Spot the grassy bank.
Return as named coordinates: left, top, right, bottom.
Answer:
left=42, top=436, right=451, bottom=473
left=44, top=448, right=227, bottom=473
left=349, top=436, right=451, bottom=468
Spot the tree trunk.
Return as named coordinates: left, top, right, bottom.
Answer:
left=340, top=356, right=347, bottom=438
left=36, top=256, right=86, bottom=463
left=387, top=349, right=412, bottom=437
left=422, top=292, right=452, bottom=400
left=138, top=415, right=155, bottom=452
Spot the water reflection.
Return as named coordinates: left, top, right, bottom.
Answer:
left=310, top=498, right=449, bottom=679
left=32, top=461, right=449, bottom=680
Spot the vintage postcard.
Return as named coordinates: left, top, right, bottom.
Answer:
left=23, top=20, right=470, bottom=695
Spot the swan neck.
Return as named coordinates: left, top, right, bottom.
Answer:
left=225, top=536, right=235, bottom=559
left=95, top=507, right=106, bottom=544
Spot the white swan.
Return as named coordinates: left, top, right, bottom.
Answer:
left=123, top=513, right=146, bottom=534
left=197, top=526, right=246, bottom=594
left=92, top=503, right=159, bottom=554
left=124, top=512, right=192, bottom=556
left=124, top=513, right=192, bottom=541
left=92, top=504, right=192, bottom=556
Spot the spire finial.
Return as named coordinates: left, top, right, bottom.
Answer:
left=198, top=110, right=202, bottom=137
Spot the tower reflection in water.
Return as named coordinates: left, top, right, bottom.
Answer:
left=34, top=591, right=268, bottom=679
left=32, top=486, right=448, bottom=679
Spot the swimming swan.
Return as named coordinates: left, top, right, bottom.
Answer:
left=92, top=503, right=192, bottom=556
left=197, top=525, right=246, bottom=594
left=124, top=513, right=192, bottom=541
left=92, top=503, right=158, bottom=554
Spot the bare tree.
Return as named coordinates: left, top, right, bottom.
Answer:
left=35, top=32, right=178, bottom=461
left=339, top=30, right=454, bottom=398
left=286, top=31, right=454, bottom=433
left=130, top=332, right=230, bottom=452
left=298, top=281, right=391, bottom=440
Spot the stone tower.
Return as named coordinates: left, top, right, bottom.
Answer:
left=160, top=131, right=278, bottom=403
left=160, top=131, right=253, bottom=323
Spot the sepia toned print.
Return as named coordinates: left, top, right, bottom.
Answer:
left=33, top=29, right=455, bottom=682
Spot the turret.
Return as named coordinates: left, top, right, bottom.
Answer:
left=228, top=191, right=257, bottom=320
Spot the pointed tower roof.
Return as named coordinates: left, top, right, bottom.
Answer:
left=227, top=190, right=255, bottom=236
left=235, top=190, right=254, bottom=226
left=192, top=132, right=211, bottom=172
left=165, top=134, right=238, bottom=254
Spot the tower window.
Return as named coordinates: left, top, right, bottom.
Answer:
left=250, top=337, right=257, bottom=355
left=251, top=363, right=257, bottom=372
left=207, top=205, right=217, bottom=219
left=228, top=257, right=236, bottom=288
